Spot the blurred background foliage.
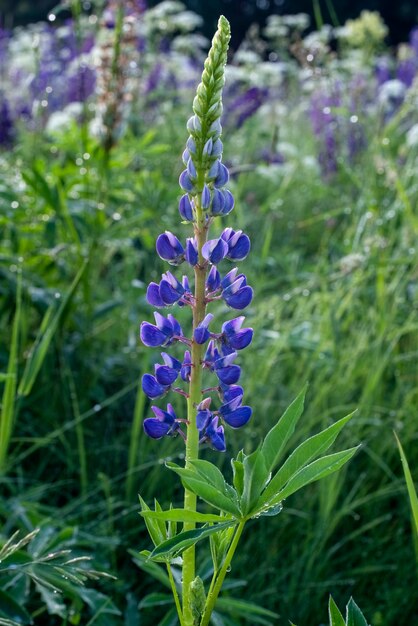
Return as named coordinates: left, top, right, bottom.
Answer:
left=2, top=0, right=418, bottom=45
left=0, top=1, right=418, bottom=625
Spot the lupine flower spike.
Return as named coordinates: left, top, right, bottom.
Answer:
left=140, top=15, right=253, bottom=452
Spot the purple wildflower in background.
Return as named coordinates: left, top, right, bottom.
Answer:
left=224, top=86, right=268, bottom=129
left=309, top=88, right=342, bottom=177
left=0, top=97, right=14, bottom=146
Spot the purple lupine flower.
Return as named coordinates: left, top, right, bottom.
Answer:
left=201, top=416, right=226, bottom=452
left=410, top=27, right=418, bottom=58
left=221, top=228, right=251, bottom=261
left=0, top=97, right=14, bottom=146
left=220, top=317, right=253, bottom=352
left=179, top=195, right=194, bottom=222
left=224, top=86, right=268, bottom=129
left=180, top=350, right=192, bottom=382
left=156, top=232, right=185, bottom=265
left=202, top=238, right=229, bottom=264
left=143, top=404, right=181, bottom=438
left=140, top=312, right=183, bottom=347
left=194, top=314, right=214, bottom=344
left=219, top=394, right=252, bottom=428
left=221, top=269, right=253, bottom=310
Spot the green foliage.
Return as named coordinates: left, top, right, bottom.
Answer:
left=329, top=597, right=370, bottom=626
left=1, top=3, right=418, bottom=624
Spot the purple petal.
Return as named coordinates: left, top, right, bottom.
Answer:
left=202, top=238, right=229, bottom=265
left=221, top=190, right=234, bottom=215
left=143, top=418, right=171, bottom=438
left=155, top=364, right=178, bottom=386
left=187, top=157, right=197, bottom=181
left=159, top=280, right=183, bottom=305
left=140, top=322, right=167, bottom=347
left=186, top=238, right=198, bottom=266
left=205, top=417, right=226, bottom=451
left=179, top=194, right=194, bottom=221
left=221, top=385, right=244, bottom=403
left=154, top=312, right=174, bottom=335
left=207, top=159, right=219, bottom=180
left=221, top=268, right=239, bottom=290
left=222, top=317, right=245, bottom=336
left=196, top=409, right=212, bottom=431
left=161, top=352, right=182, bottom=371
left=142, top=374, right=166, bottom=398
left=156, top=232, right=184, bottom=264
left=214, top=162, right=229, bottom=187
left=224, top=286, right=253, bottom=310
left=212, top=138, right=223, bottom=157
left=146, top=283, right=165, bottom=308
left=227, top=233, right=251, bottom=261
left=186, top=136, right=197, bottom=154
left=206, top=266, right=221, bottom=292
left=179, top=170, right=195, bottom=193
left=167, top=314, right=183, bottom=337
left=181, top=350, right=191, bottom=381
left=211, top=188, right=225, bottom=216
left=222, top=406, right=252, bottom=428
left=216, top=365, right=241, bottom=385
left=201, top=185, right=211, bottom=209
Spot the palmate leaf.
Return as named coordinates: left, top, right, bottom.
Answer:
left=259, top=412, right=356, bottom=508
left=149, top=521, right=236, bottom=561
left=166, top=462, right=241, bottom=517
left=264, top=447, right=360, bottom=508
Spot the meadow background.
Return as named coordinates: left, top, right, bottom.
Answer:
left=0, top=1, right=418, bottom=625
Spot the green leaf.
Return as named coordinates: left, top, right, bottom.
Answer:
left=216, top=597, right=278, bottom=625
left=231, top=451, right=245, bottom=497
left=139, top=593, right=174, bottom=609
left=260, top=412, right=355, bottom=507
left=0, top=589, right=32, bottom=624
left=240, top=448, right=269, bottom=516
left=157, top=608, right=178, bottom=626
left=188, top=459, right=238, bottom=502
left=18, top=261, right=88, bottom=397
left=0, top=274, right=21, bottom=472
left=346, top=597, right=369, bottom=626
left=139, top=497, right=166, bottom=548
left=267, top=447, right=360, bottom=506
left=166, top=463, right=241, bottom=517
left=149, top=521, right=235, bottom=561
left=329, top=596, right=345, bottom=626
left=130, top=550, right=171, bottom=589
left=395, top=433, right=418, bottom=536
left=141, top=509, right=229, bottom=524
left=261, top=384, right=308, bottom=473
left=210, top=525, right=236, bottom=571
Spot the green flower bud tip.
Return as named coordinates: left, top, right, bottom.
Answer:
left=189, top=15, right=231, bottom=171
left=190, top=575, right=206, bottom=624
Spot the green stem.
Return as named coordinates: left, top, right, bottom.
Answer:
left=182, top=172, right=208, bottom=626
left=199, top=522, right=246, bottom=626
left=167, top=564, right=186, bottom=626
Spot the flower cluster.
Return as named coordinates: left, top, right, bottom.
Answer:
left=140, top=16, right=253, bottom=451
